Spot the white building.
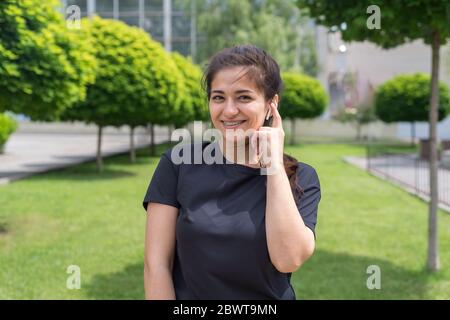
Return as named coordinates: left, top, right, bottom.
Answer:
left=316, top=26, right=450, bottom=140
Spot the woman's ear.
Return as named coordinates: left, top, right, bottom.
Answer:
left=272, top=94, right=280, bottom=109
left=268, top=99, right=279, bottom=117
left=265, top=95, right=279, bottom=121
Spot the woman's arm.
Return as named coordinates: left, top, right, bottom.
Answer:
left=254, top=102, right=315, bottom=274
left=265, top=170, right=316, bottom=273
left=144, top=202, right=178, bottom=300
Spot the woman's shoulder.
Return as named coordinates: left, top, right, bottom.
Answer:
left=297, top=161, right=317, bottom=172
left=296, top=161, right=320, bottom=184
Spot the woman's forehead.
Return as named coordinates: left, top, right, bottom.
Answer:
left=211, top=66, right=261, bottom=94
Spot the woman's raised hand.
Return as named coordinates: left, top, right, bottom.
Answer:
left=250, top=102, right=285, bottom=175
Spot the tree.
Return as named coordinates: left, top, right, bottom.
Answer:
left=333, top=101, right=378, bottom=141
left=0, top=113, right=17, bottom=154
left=280, top=72, right=327, bottom=144
left=62, top=17, right=185, bottom=169
left=297, top=0, right=450, bottom=271
left=188, top=0, right=318, bottom=73
left=375, top=74, right=450, bottom=145
left=170, top=52, right=208, bottom=130
left=0, top=0, right=96, bottom=120
left=332, top=72, right=377, bottom=140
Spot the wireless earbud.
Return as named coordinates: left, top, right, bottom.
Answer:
left=266, top=102, right=277, bottom=119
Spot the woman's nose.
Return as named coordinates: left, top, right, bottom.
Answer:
left=222, top=99, right=239, bottom=117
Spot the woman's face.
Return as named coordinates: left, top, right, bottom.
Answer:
left=209, top=66, right=272, bottom=144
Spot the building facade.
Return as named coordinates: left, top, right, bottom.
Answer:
left=62, top=0, right=196, bottom=58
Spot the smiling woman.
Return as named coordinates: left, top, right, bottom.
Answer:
left=142, top=44, right=321, bottom=300
left=209, top=67, right=274, bottom=132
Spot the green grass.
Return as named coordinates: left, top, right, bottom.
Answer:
left=285, top=143, right=450, bottom=299
left=0, top=142, right=449, bottom=299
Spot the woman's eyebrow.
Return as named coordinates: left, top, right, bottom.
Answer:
left=235, top=89, right=254, bottom=94
left=211, top=89, right=254, bottom=94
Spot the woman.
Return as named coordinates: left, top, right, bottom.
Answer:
left=142, top=44, right=321, bottom=300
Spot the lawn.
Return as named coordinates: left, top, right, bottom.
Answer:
left=0, top=142, right=449, bottom=299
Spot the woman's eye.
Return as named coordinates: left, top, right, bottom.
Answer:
left=212, top=96, right=224, bottom=101
left=239, top=96, right=251, bottom=101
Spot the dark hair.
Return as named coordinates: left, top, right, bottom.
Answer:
left=202, top=44, right=304, bottom=201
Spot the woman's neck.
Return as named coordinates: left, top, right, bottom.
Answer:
left=219, top=138, right=259, bottom=168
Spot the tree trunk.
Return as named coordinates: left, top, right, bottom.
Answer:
left=356, top=123, right=362, bottom=140
left=168, top=124, right=173, bottom=142
left=130, top=126, right=136, bottom=163
left=427, top=30, right=440, bottom=272
left=96, top=125, right=103, bottom=173
left=411, top=122, right=416, bottom=147
left=150, top=123, right=155, bottom=156
left=290, top=119, right=296, bottom=145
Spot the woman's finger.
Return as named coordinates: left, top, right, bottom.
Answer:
left=271, top=102, right=282, bottom=129
left=249, top=130, right=260, bottom=164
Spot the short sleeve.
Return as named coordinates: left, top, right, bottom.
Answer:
left=142, top=152, right=181, bottom=211
left=295, top=163, right=321, bottom=238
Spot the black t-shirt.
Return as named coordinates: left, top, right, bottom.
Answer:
left=142, top=141, right=321, bottom=300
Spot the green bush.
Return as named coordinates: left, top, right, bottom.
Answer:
left=170, top=52, right=208, bottom=128
left=0, top=113, right=17, bottom=153
left=375, top=73, right=450, bottom=123
left=0, top=0, right=97, bottom=120
left=62, top=16, right=185, bottom=127
left=280, top=72, right=327, bottom=144
left=280, top=72, right=327, bottom=119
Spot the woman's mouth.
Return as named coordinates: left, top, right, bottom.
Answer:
left=221, top=120, right=246, bottom=129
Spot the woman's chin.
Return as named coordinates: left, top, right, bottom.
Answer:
left=222, top=135, right=247, bottom=147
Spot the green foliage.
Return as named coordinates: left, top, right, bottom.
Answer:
left=333, top=97, right=377, bottom=140
left=0, top=0, right=96, bottom=120
left=375, top=73, right=450, bottom=123
left=296, top=0, right=450, bottom=48
left=62, top=16, right=185, bottom=127
left=170, top=52, right=209, bottom=128
left=298, top=30, right=319, bottom=77
left=296, top=0, right=450, bottom=273
left=332, top=73, right=377, bottom=129
left=192, top=0, right=318, bottom=73
left=280, top=72, right=327, bottom=119
left=0, top=113, right=17, bottom=151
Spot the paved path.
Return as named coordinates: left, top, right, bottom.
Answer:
left=0, top=131, right=169, bottom=185
left=344, top=154, right=450, bottom=213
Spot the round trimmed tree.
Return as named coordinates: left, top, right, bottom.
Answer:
left=0, top=0, right=96, bottom=120
left=0, top=113, right=17, bottom=154
left=280, top=72, right=327, bottom=144
left=170, top=52, right=209, bottom=129
left=62, top=16, right=186, bottom=169
left=375, top=73, right=450, bottom=145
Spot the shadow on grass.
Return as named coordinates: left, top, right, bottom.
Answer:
left=84, top=262, right=145, bottom=300
left=84, top=249, right=432, bottom=300
left=0, top=218, right=8, bottom=234
left=18, top=143, right=177, bottom=183
left=24, top=165, right=138, bottom=182
left=292, top=249, right=430, bottom=300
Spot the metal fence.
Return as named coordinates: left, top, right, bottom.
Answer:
left=366, top=144, right=450, bottom=209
